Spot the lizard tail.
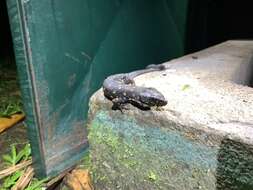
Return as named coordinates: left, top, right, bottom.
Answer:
left=146, top=64, right=166, bottom=70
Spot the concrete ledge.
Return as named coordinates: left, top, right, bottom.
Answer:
left=87, top=41, right=253, bottom=189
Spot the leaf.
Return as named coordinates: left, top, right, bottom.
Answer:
left=16, top=151, right=25, bottom=164
left=2, top=154, right=13, bottom=165
left=0, top=100, right=23, bottom=117
left=11, top=145, right=17, bottom=165
left=24, top=178, right=48, bottom=190
left=3, top=170, right=22, bottom=188
left=2, top=144, right=31, bottom=167
left=16, top=144, right=31, bottom=163
left=182, top=84, right=190, bottom=91
left=23, top=144, right=31, bottom=160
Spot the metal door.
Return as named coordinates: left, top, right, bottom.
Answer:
left=7, top=0, right=188, bottom=177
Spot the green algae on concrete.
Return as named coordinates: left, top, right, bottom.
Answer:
left=88, top=111, right=218, bottom=190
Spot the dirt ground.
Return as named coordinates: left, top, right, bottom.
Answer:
left=0, top=59, right=28, bottom=170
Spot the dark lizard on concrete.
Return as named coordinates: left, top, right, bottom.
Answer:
left=102, top=64, right=168, bottom=111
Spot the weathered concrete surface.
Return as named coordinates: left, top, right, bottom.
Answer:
left=87, top=41, right=253, bottom=190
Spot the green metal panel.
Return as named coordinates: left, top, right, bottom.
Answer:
left=6, top=0, right=188, bottom=177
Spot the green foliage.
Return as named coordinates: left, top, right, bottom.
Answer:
left=0, top=171, right=23, bottom=190
left=0, top=100, right=23, bottom=118
left=24, top=178, right=48, bottom=190
left=0, top=172, right=48, bottom=190
left=0, top=144, right=48, bottom=190
left=18, top=143, right=31, bottom=161
left=2, top=144, right=31, bottom=166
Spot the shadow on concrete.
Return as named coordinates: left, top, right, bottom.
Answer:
left=216, top=138, right=253, bottom=190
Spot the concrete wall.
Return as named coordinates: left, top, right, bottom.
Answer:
left=87, top=41, right=253, bottom=189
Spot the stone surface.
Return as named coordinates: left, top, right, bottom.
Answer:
left=87, top=41, right=253, bottom=190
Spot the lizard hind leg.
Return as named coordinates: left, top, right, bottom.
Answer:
left=111, top=97, right=129, bottom=112
left=130, top=100, right=151, bottom=111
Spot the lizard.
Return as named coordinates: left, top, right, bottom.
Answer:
left=102, top=64, right=167, bottom=111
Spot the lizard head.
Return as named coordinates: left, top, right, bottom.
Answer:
left=139, top=87, right=167, bottom=107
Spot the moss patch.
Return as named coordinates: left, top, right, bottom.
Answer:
left=88, top=111, right=217, bottom=190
